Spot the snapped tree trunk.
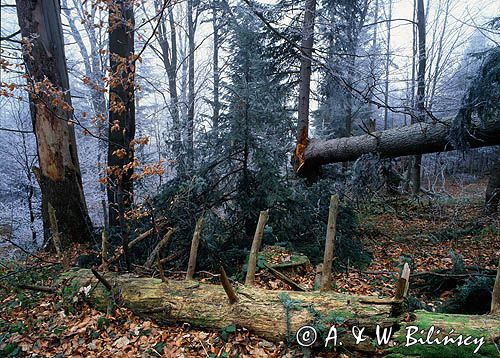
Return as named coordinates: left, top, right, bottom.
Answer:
left=107, top=0, right=136, bottom=229
left=292, top=0, right=316, bottom=174
left=296, top=118, right=500, bottom=175
left=15, top=0, right=93, bottom=246
left=62, top=269, right=500, bottom=356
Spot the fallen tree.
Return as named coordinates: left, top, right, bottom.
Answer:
left=58, top=269, right=500, bottom=355
left=294, top=118, right=500, bottom=175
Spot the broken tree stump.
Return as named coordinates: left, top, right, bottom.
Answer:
left=186, top=218, right=204, bottom=280
left=320, top=194, right=339, bottom=291
left=245, top=210, right=269, bottom=286
left=394, top=262, right=411, bottom=300
left=60, top=269, right=500, bottom=355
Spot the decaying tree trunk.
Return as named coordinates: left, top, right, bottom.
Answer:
left=62, top=269, right=500, bottom=355
left=15, top=0, right=93, bottom=246
left=296, top=118, right=500, bottom=175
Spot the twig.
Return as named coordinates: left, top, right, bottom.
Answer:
left=17, top=283, right=57, bottom=294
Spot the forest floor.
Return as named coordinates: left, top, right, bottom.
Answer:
left=0, top=179, right=498, bottom=357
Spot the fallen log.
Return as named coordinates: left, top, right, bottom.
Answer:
left=61, top=269, right=500, bottom=355
left=296, top=118, right=500, bottom=175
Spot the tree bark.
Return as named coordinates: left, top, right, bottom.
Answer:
left=292, top=0, right=316, bottom=173
left=296, top=118, right=500, bottom=174
left=107, top=0, right=136, bottom=230
left=15, top=0, right=93, bottom=246
left=62, top=269, right=500, bottom=355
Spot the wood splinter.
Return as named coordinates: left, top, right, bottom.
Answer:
left=220, top=266, right=238, bottom=304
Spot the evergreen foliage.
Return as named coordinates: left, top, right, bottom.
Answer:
left=450, top=47, right=500, bottom=150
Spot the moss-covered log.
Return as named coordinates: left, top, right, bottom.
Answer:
left=62, top=269, right=500, bottom=355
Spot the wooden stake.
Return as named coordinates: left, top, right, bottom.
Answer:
left=186, top=217, right=204, bottom=280
left=313, top=263, right=323, bottom=290
left=320, top=195, right=339, bottom=291
left=48, top=203, right=68, bottom=270
left=157, top=252, right=166, bottom=282
left=245, top=210, right=269, bottom=286
left=101, top=229, right=108, bottom=270
left=394, top=263, right=411, bottom=300
left=491, top=258, right=500, bottom=315
left=220, top=266, right=238, bottom=304
left=145, top=228, right=176, bottom=269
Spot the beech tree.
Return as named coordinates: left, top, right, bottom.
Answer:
left=15, top=0, right=93, bottom=246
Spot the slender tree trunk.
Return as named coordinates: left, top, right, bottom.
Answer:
left=15, top=0, right=93, bottom=246
left=383, top=0, right=392, bottom=130
left=186, top=0, right=196, bottom=172
left=368, top=0, right=379, bottom=124
left=292, top=0, right=316, bottom=173
left=154, top=0, right=181, bottom=165
left=107, top=0, right=135, bottom=241
left=410, top=0, right=426, bottom=194
left=212, top=0, right=220, bottom=130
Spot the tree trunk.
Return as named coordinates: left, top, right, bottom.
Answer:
left=292, top=0, right=316, bottom=174
left=62, top=269, right=500, bottom=355
left=410, top=0, right=427, bottom=194
left=107, top=0, right=135, bottom=229
left=15, top=0, right=93, bottom=246
left=296, top=119, right=500, bottom=174
left=155, top=0, right=181, bottom=165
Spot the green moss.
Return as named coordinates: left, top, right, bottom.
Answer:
left=386, top=311, right=499, bottom=357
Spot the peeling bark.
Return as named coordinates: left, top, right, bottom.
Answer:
left=16, top=0, right=93, bottom=245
